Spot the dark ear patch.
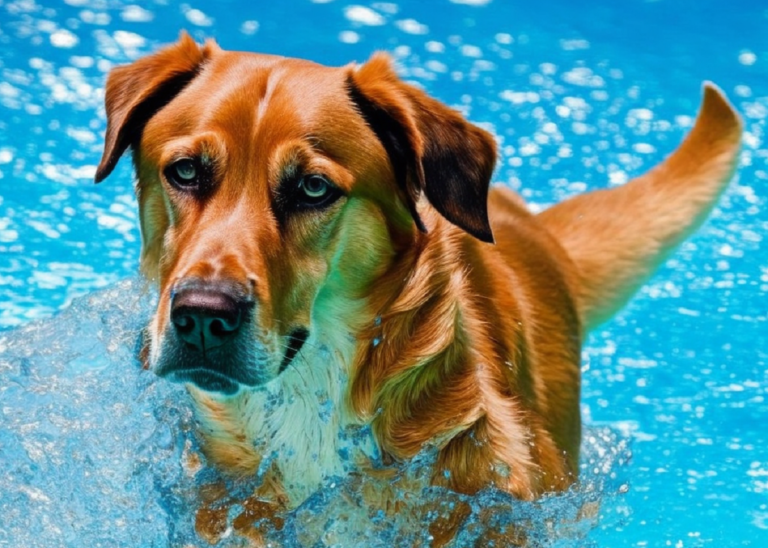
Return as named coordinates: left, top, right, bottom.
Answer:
left=417, top=113, right=497, bottom=243
left=95, top=32, right=217, bottom=183
left=346, top=79, right=427, bottom=233
left=347, top=52, right=496, bottom=243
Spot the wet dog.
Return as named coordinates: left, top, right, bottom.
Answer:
left=96, top=32, right=741, bottom=542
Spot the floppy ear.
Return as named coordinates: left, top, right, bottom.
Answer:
left=95, top=32, right=218, bottom=183
left=347, top=53, right=497, bottom=243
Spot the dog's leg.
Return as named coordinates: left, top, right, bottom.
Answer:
left=538, top=83, right=742, bottom=332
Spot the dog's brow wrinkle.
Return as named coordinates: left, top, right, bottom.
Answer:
left=254, top=70, right=279, bottom=129
left=304, top=134, right=321, bottom=148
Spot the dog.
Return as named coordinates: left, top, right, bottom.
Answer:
left=95, top=32, right=742, bottom=543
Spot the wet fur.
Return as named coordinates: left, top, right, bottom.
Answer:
left=96, top=32, right=742, bottom=542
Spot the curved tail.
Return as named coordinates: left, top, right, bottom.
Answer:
left=538, top=83, right=743, bottom=333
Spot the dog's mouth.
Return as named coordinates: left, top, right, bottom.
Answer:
left=155, top=327, right=310, bottom=394
left=279, top=328, right=309, bottom=374
left=165, top=368, right=241, bottom=395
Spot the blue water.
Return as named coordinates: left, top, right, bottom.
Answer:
left=0, top=0, right=765, bottom=546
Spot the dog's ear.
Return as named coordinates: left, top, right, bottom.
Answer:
left=95, top=32, right=218, bottom=183
left=347, top=53, right=496, bottom=243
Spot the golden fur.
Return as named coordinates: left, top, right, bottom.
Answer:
left=96, top=32, right=742, bottom=544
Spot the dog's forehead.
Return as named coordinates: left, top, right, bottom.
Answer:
left=143, top=51, right=376, bottom=173
left=192, top=53, right=356, bottom=135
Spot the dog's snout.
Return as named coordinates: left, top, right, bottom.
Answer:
left=171, top=285, right=251, bottom=351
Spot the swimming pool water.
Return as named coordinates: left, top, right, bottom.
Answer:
left=0, top=0, right=766, bottom=546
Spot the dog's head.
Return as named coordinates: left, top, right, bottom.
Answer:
left=96, top=33, right=496, bottom=395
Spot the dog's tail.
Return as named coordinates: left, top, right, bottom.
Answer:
left=538, top=83, right=742, bottom=334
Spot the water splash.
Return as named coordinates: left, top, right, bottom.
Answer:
left=0, top=280, right=630, bottom=547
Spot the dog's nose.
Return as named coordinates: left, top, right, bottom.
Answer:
left=170, top=286, right=249, bottom=351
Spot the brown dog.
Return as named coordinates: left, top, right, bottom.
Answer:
left=95, top=32, right=741, bottom=539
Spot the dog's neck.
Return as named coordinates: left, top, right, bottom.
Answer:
left=350, top=221, right=485, bottom=450
left=348, top=217, right=546, bottom=497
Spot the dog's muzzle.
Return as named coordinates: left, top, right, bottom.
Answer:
left=154, top=279, right=258, bottom=395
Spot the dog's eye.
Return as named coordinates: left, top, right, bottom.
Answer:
left=165, top=158, right=200, bottom=189
left=297, top=175, right=340, bottom=208
left=301, top=175, right=328, bottom=198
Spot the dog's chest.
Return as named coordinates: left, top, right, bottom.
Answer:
left=192, top=342, right=378, bottom=506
